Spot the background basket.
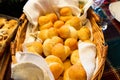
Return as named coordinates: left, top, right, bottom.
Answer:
left=11, top=8, right=108, bottom=80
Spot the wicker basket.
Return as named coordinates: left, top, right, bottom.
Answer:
left=11, top=8, right=108, bottom=80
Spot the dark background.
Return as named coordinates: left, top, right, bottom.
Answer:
left=0, top=0, right=27, bottom=18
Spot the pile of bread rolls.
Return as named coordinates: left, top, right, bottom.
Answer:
left=24, top=7, right=94, bottom=80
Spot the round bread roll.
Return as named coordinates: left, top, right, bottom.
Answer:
left=39, top=21, right=53, bottom=30
left=63, top=59, right=72, bottom=71
left=53, top=20, right=64, bottom=29
left=37, top=29, right=48, bottom=41
left=60, top=16, right=73, bottom=22
left=51, top=43, right=65, bottom=61
left=70, top=50, right=80, bottom=64
left=60, top=7, right=72, bottom=16
left=58, top=24, right=70, bottom=39
left=46, top=13, right=58, bottom=23
left=47, top=28, right=58, bottom=38
left=63, top=63, right=87, bottom=80
left=45, top=55, right=63, bottom=65
left=65, top=16, right=82, bottom=30
left=77, top=26, right=91, bottom=41
left=25, top=41, right=43, bottom=55
left=64, top=38, right=78, bottom=51
left=51, top=36, right=63, bottom=45
left=49, top=62, right=64, bottom=80
left=38, top=16, right=51, bottom=26
left=43, top=39, right=54, bottom=56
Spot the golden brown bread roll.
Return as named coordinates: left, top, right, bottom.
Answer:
left=60, top=16, right=73, bottom=22
left=25, top=41, right=43, bottom=55
left=39, top=21, right=53, bottom=30
left=47, top=28, right=58, bottom=38
left=45, top=55, right=64, bottom=80
left=37, top=29, right=48, bottom=41
left=51, top=43, right=65, bottom=61
left=58, top=24, right=70, bottom=39
left=38, top=16, right=51, bottom=26
left=65, top=16, right=82, bottom=30
left=70, top=50, right=80, bottom=65
left=43, top=39, right=54, bottom=56
left=53, top=20, right=64, bottom=29
left=45, top=55, right=63, bottom=65
left=64, top=38, right=78, bottom=51
left=60, top=7, right=72, bottom=16
left=51, top=36, right=64, bottom=45
left=49, top=62, right=64, bottom=80
left=51, top=43, right=71, bottom=62
left=46, top=13, right=58, bottom=23
left=77, top=26, right=91, bottom=41
left=63, top=63, right=87, bottom=80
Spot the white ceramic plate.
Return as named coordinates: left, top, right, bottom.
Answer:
left=109, top=1, right=120, bottom=22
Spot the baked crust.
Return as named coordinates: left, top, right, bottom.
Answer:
left=0, top=17, right=18, bottom=57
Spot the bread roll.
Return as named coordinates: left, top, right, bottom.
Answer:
left=25, top=41, right=43, bottom=55
left=38, top=16, right=51, bottom=26
left=37, top=29, right=48, bottom=41
left=46, top=13, right=58, bottom=23
left=53, top=20, right=64, bottom=29
left=45, top=55, right=64, bottom=79
left=47, top=28, right=58, bottom=38
left=77, top=26, right=91, bottom=41
left=58, top=25, right=70, bottom=39
left=60, top=7, right=72, bottom=16
left=51, top=36, right=63, bottom=45
left=39, top=21, right=53, bottom=30
left=49, top=62, right=64, bottom=80
left=60, top=16, right=73, bottom=22
left=65, top=16, right=82, bottom=30
left=64, top=38, right=78, bottom=51
left=70, top=50, right=79, bottom=64
left=63, top=63, right=87, bottom=80
left=43, top=39, right=54, bottom=56
left=45, top=55, right=63, bottom=65
left=51, top=43, right=65, bottom=61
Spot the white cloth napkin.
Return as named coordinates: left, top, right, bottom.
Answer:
left=78, top=41, right=96, bottom=80
left=12, top=52, right=54, bottom=80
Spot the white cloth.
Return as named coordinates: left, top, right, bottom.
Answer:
left=78, top=41, right=96, bottom=80
left=12, top=52, right=54, bottom=80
